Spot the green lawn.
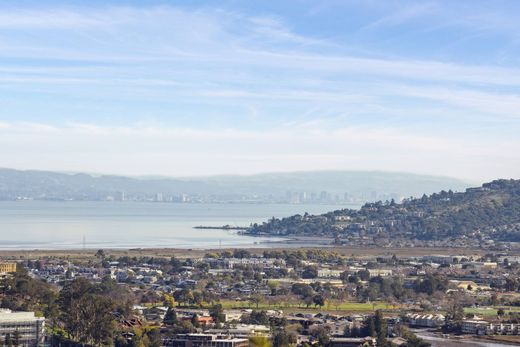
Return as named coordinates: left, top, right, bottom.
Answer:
left=464, top=306, right=520, bottom=317
left=211, top=300, right=399, bottom=312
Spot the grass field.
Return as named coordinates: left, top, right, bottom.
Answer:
left=464, top=306, right=520, bottom=317
left=212, top=300, right=400, bottom=313
left=0, top=245, right=486, bottom=261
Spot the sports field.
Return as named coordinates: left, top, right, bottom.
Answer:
left=212, top=300, right=400, bottom=313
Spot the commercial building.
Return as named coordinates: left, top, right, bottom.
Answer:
left=0, top=310, right=45, bottom=347
left=329, top=337, right=376, bottom=347
left=317, top=269, right=343, bottom=278
left=367, top=269, right=393, bottom=277
left=0, top=263, right=16, bottom=274
left=206, top=324, right=270, bottom=337
left=167, top=334, right=248, bottom=347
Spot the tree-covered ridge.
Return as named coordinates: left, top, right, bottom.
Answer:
left=248, top=179, right=520, bottom=242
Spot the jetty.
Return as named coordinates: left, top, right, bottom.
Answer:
left=193, top=224, right=249, bottom=230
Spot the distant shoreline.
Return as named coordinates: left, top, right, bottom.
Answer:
left=0, top=245, right=487, bottom=260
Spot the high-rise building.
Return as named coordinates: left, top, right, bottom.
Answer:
left=0, top=310, right=45, bottom=347
left=290, top=192, right=300, bottom=204
left=319, top=191, right=328, bottom=201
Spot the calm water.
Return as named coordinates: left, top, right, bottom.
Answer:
left=0, top=201, right=354, bottom=250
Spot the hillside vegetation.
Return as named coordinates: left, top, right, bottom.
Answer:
left=248, top=179, right=520, bottom=242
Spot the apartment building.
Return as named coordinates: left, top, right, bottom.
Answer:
left=0, top=310, right=45, bottom=347
left=406, top=313, right=445, bottom=328
left=462, top=319, right=520, bottom=335
left=0, top=263, right=16, bottom=274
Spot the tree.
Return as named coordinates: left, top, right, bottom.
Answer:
left=444, top=303, right=464, bottom=333
left=358, top=269, right=370, bottom=281
left=249, top=336, right=272, bottom=347
left=310, top=326, right=330, bottom=346
left=490, top=294, right=499, bottom=306
left=163, top=307, right=177, bottom=326
left=505, top=278, right=518, bottom=292
left=249, top=294, right=263, bottom=309
left=170, top=257, right=183, bottom=273
left=497, top=308, right=505, bottom=318
left=174, top=288, right=194, bottom=306
left=304, top=296, right=314, bottom=308
left=400, top=326, right=431, bottom=347
left=191, top=313, right=200, bottom=328
left=129, top=332, right=145, bottom=347
left=59, top=277, right=93, bottom=311
left=368, top=317, right=376, bottom=337
left=348, top=275, right=360, bottom=284
left=374, top=310, right=388, bottom=347
left=272, top=330, right=291, bottom=347
left=85, top=295, right=116, bottom=346
left=247, top=311, right=269, bottom=326
left=193, top=291, right=203, bottom=307
left=302, top=266, right=318, bottom=279
left=268, top=281, right=280, bottom=295
left=96, top=249, right=106, bottom=259
left=313, top=295, right=325, bottom=308
left=163, top=293, right=176, bottom=308
left=291, top=283, right=314, bottom=298
left=59, top=281, right=116, bottom=346
left=209, top=304, right=225, bottom=325
left=146, top=328, right=162, bottom=347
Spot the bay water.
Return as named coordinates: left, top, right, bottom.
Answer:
left=0, top=201, right=354, bottom=249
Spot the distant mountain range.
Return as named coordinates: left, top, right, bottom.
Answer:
left=0, top=168, right=471, bottom=203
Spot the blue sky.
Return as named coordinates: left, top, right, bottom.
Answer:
left=0, top=0, right=519, bottom=181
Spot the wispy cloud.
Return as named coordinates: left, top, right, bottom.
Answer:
left=0, top=8, right=123, bottom=29
left=0, top=3, right=519, bottom=179
left=0, top=121, right=517, bottom=181
left=362, top=2, right=439, bottom=31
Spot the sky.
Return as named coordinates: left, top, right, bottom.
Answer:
left=1, top=0, right=520, bottom=182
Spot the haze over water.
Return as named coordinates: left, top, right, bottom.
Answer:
left=0, top=201, right=354, bottom=250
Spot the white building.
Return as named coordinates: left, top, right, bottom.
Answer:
left=461, top=319, right=520, bottom=335
left=0, top=310, right=45, bottom=347
left=406, top=313, right=445, bottom=328
left=224, top=258, right=285, bottom=269
left=368, top=269, right=393, bottom=277
left=223, top=310, right=244, bottom=322
left=461, top=320, right=491, bottom=335
left=318, top=269, right=343, bottom=278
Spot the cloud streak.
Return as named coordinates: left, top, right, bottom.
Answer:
left=0, top=3, right=519, bottom=180
left=0, top=122, right=517, bottom=181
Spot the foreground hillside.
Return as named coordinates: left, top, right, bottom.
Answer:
left=248, top=179, right=520, bottom=244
